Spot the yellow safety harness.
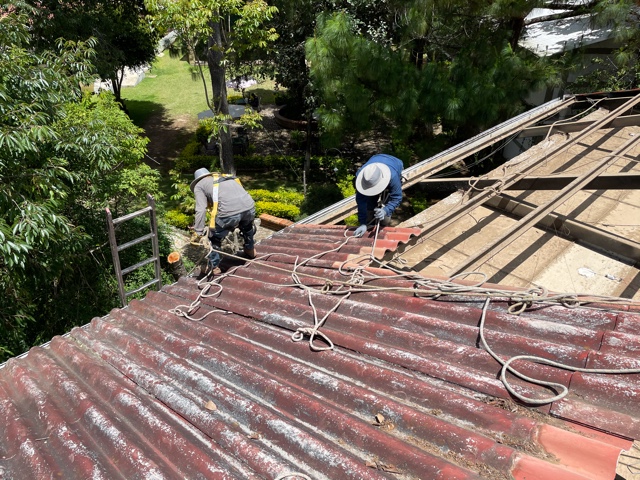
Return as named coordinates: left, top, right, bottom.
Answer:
left=209, top=173, right=243, bottom=229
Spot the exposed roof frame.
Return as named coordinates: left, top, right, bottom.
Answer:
left=486, top=193, right=640, bottom=266
left=448, top=130, right=640, bottom=275
left=519, top=114, right=640, bottom=138
left=298, top=96, right=577, bottom=225
left=399, top=93, right=640, bottom=248
left=417, top=172, right=640, bottom=190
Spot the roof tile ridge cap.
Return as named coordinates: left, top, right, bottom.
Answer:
left=292, top=223, right=346, bottom=230
left=382, top=226, right=422, bottom=235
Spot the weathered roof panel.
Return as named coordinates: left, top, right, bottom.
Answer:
left=1, top=224, right=638, bottom=479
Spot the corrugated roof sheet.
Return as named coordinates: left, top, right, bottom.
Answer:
left=1, top=224, right=638, bottom=479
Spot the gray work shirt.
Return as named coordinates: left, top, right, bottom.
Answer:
left=193, top=176, right=255, bottom=234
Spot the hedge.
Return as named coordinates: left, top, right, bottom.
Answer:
left=248, top=188, right=304, bottom=206
left=165, top=209, right=192, bottom=230
left=254, top=201, right=300, bottom=220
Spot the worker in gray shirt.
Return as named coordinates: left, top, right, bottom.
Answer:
left=190, top=167, right=256, bottom=275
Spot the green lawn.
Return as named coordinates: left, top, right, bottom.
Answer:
left=121, top=52, right=279, bottom=127
left=121, top=53, right=208, bottom=125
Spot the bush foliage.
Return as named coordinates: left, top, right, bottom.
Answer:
left=248, top=188, right=304, bottom=206
left=0, top=9, right=166, bottom=361
left=254, top=201, right=300, bottom=220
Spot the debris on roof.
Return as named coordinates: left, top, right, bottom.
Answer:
left=1, top=224, right=638, bottom=479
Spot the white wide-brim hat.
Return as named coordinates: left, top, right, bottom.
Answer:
left=355, top=163, right=391, bottom=196
left=190, top=167, right=213, bottom=191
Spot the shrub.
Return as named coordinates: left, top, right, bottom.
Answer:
left=337, top=174, right=355, bottom=198
left=300, top=183, right=344, bottom=216
left=343, top=214, right=359, bottom=227
left=248, top=188, right=304, bottom=206
left=408, top=191, right=439, bottom=214
left=235, top=154, right=304, bottom=173
left=165, top=209, right=192, bottom=230
left=173, top=140, right=217, bottom=173
left=274, top=91, right=288, bottom=106
left=195, top=123, right=213, bottom=145
left=181, top=140, right=202, bottom=157
left=254, top=201, right=300, bottom=220
left=174, top=154, right=217, bottom=173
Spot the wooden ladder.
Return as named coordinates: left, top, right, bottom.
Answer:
left=105, top=194, right=162, bottom=307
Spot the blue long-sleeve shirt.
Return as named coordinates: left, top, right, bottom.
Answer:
left=355, top=154, right=404, bottom=225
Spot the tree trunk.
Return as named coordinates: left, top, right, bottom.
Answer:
left=411, top=39, right=425, bottom=69
left=303, top=109, right=312, bottom=196
left=167, top=251, right=187, bottom=281
left=208, top=18, right=235, bottom=175
left=508, top=17, right=526, bottom=50
left=110, top=69, right=124, bottom=102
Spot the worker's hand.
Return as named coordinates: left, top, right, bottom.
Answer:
left=354, top=224, right=367, bottom=237
left=373, top=207, right=386, bottom=221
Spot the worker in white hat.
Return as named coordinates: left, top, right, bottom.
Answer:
left=190, top=167, right=256, bottom=275
left=353, top=154, right=404, bottom=237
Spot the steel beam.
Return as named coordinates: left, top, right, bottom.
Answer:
left=417, top=173, right=640, bottom=191
left=486, top=194, right=640, bottom=265
left=448, top=132, right=640, bottom=275
left=518, top=114, right=640, bottom=138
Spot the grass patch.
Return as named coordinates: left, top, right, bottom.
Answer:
left=122, top=51, right=280, bottom=126
left=121, top=53, right=209, bottom=125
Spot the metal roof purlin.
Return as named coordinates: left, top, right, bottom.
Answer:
left=449, top=131, right=640, bottom=275
left=399, top=92, right=640, bottom=254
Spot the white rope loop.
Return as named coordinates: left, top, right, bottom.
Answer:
left=478, top=297, right=640, bottom=405
left=173, top=225, right=640, bottom=408
left=274, top=473, right=311, bottom=480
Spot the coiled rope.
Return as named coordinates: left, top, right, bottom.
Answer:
left=478, top=297, right=640, bottom=405
left=171, top=223, right=640, bottom=406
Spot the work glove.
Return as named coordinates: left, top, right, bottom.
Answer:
left=373, top=207, right=386, bottom=222
left=354, top=224, right=367, bottom=237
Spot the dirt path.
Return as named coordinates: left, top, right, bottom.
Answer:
left=142, top=113, right=197, bottom=173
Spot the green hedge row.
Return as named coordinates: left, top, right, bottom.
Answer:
left=165, top=209, right=193, bottom=229
left=254, top=201, right=300, bottom=220
left=248, top=188, right=304, bottom=206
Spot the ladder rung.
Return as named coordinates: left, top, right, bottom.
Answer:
left=117, top=233, right=155, bottom=252
left=125, top=278, right=161, bottom=297
left=112, top=206, right=153, bottom=225
left=121, top=257, right=158, bottom=276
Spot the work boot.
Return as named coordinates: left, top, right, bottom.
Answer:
left=243, top=246, right=256, bottom=259
left=203, top=263, right=222, bottom=277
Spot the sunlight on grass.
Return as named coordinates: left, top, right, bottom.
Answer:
left=121, top=51, right=279, bottom=127
left=121, top=53, right=208, bottom=125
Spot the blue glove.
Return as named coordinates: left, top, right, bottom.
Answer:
left=354, top=224, right=367, bottom=237
left=374, top=207, right=386, bottom=221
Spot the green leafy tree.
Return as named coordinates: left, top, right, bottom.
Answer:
left=0, top=5, right=161, bottom=361
left=23, top=0, right=160, bottom=103
left=145, top=0, right=278, bottom=175
left=305, top=1, right=636, bottom=154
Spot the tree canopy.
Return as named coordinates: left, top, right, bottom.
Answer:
left=145, top=0, right=278, bottom=174
left=299, top=0, right=636, bottom=157
left=0, top=5, right=161, bottom=361
left=23, top=0, right=160, bottom=102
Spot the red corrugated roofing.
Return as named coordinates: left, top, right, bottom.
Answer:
left=1, top=224, right=638, bottom=479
